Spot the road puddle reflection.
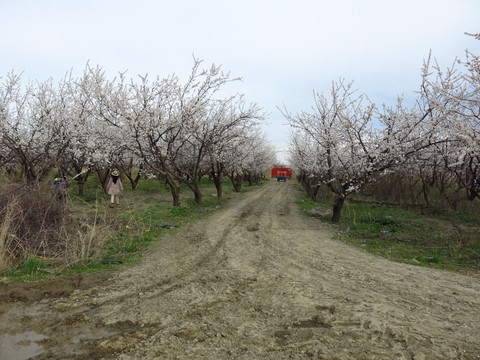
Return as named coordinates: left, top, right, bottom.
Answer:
left=0, top=331, right=47, bottom=360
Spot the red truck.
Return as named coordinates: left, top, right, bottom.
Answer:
left=271, top=167, right=292, bottom=181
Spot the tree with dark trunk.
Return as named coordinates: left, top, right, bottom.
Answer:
left=284, top=79, right=436, bottom=222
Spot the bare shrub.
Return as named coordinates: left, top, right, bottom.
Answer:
left=0, top=183, right=119, bottom=273
left=0, top=183, right=67, bottom=266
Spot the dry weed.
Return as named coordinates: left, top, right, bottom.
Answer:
left=0, top=183, right=118, bottom=274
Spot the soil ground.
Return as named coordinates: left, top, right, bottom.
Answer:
left=1, top=181, right=480, bottom=359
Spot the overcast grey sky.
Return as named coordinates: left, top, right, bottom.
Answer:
left=1, top=0, right=479, bottom=163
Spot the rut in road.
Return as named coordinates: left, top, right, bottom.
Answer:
left=2, top=180, right=480, bottom=360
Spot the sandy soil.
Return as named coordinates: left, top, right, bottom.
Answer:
left=1, top=180, right=480, bottom=360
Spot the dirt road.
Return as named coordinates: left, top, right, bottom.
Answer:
left=1, top=180, right=480, bottom=359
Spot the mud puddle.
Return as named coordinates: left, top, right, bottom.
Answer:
left=0, top=271, right=118, bottom=359
left=0, top=331, right=47, bottom=359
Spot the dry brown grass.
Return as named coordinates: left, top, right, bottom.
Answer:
left=62, top=201, right=117, bottom=267
left=0, top=183, right=119, bottom=274
left=0, top=197, right=17, bottom=273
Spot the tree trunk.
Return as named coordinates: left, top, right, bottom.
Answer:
left=171, top=186, right=181, bottom=207
left=191, top=181, right=203, bottom=204
left=421, top=184, right=430, bottom=206
left=77, top=180, right=85, bottom=196
left=231, top=173, right=243, bottom=193
left=212, top=166, right=223, bottom=198
left=127, top=172, right=141, bottom=190
left=214, top=176, right=222, bottom=197
left=95, top=168, right=110, bottom=193
left=305, top=182, right=320, bottom=201
left=165, top=174, right=181, bottom=207
left=331, top=195, right=345, bottom=223
left=70, top=165, right=90, bottom=197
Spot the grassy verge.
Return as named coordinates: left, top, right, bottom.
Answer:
left=295, top=186, right=480, bottom=275
left=3, top=177, right=264, bottom=281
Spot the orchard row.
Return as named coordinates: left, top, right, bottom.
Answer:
left=284, top=34, right=480, bottom=222
left=0, top=59, right=276, bottom=205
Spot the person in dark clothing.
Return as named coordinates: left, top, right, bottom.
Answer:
left=53, top=176, right=70, bottom=201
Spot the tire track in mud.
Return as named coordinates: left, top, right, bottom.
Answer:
left=2, top=180, right=480, bottom=359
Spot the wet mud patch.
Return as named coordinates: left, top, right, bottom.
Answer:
left=0, top=331, right=48, bottom=360
left=0, top=271, right=115, bottom=302
left=0, top=270, right=117, bottom=360
left=33, top=320, right=146, bottom=360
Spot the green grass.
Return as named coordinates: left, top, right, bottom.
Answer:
left=295, top=194, right=322, bottom=214
left=6, top=256, right=50, bottom=281
left=295, top=186, right=480, bottom=275
left=341, top=203, right=480, bottom=273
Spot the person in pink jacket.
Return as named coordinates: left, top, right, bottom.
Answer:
left=107, top=170, right=123, bottom=207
